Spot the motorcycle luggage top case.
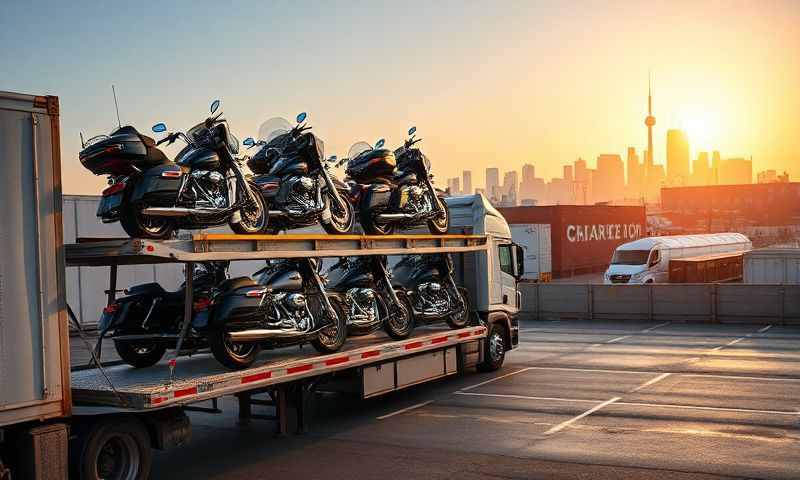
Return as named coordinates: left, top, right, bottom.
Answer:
left=346, top=149, right=395, bottom=183
left=79, top=126, right=169, bottom=176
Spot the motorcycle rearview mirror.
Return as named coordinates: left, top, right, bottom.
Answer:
left=210, top=99, right=221, bottom=114
left=243, top=137, right=255, bottom=147
left=408, top=126, right=417, bottom=136
left=152, top=123, right=167, bottom=133
left=375, top=138, right=386, bottom=149
left=296, top=112, right=307, bottom=124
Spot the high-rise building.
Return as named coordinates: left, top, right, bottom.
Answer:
left=711, top=151, right=721, bottom=184
left=502, top=170, right=519, bottom=206
left=626, top=147, right=643, bottom=198
left=719, top=158, right=753, bottom=185
left=594, top=154, right=625, bottom=203
left=563, top=165, right=573, bottom=182
left=757, top=170, right=778, bottom=184
left=447, top=177, right=461, bottom=196
left=666, top=129, right=690, bottom=186
left=462, top=170, right=472, bottom=195
left=519, top=164, right=537, bottom=201
left=573, top=158, right=591, bottom=204
left=691, top=152, right=711, bottom=186
left=485, top=167, right=500, bottom=202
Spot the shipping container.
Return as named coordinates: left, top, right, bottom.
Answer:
left=499, top=205, right=646, bottom=278
left=744, top=248, right=800, bottom=284
left=668, top=251, right=745, bottom=283
left=0, top=91, right=71, bottom=427
left=510, top=224, right=552, bottom=281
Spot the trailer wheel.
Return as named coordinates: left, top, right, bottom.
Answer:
left=478, top=322, right=506, bottom=372
left=71, top=417, right=152, bottom=480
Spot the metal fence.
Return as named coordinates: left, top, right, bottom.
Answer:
left=519, top=282, right=800, bottom=324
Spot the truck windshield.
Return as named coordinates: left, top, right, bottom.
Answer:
left=611, top=250, right=650, bottom=265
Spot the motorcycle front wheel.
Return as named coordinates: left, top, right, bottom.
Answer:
left=384, top=290, right=415, bottom=340
left=322, top=193, right=355, bottom=235
left=230, top=182, right=268, bottom=234
left=311, top=297, right=347, bottom=353
left=119, top=204, right=175, bottom=240
left=208, top=328, right=261, bottom=370
left=445, top=287, right=470, bottom=329
left=427, top=197, right=450, bottom=235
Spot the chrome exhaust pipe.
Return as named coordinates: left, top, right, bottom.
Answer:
left=142, top=207, right=221, bottom=218
left=227, top=328, right=310, bottom=342
left=112, top=333, right=180, bottom=341
left=376, top=212, right=416, bottom=221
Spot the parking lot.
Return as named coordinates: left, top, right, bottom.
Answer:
left=151, top=321, right=800, bottom=479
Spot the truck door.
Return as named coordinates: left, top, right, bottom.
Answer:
left=497, top=243, right=518, bottom=309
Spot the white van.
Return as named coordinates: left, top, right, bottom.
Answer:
left=604, top=233, right=751, bottom=284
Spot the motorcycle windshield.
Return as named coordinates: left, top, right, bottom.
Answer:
left=347, top=141, right=372, bottom=161
left=257, top=117, right=293, bottom=145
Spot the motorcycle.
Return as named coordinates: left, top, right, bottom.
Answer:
left=95, top=262, right=229, bottom=368
left=242, top=113, right=354, bottom=235
left=391, top=254, right=471, bottom=330
left=206, top=258, right=347, bottom=369
left=325, top=255, right=415, bottom=339
left=343, top=126, right=450, bottom=235
left=79, top=100, right=267, bottom=239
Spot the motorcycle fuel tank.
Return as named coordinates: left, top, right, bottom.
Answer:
left=176, top=145, right=221, bottom=170
left=263, top=269, right=304, bottom=292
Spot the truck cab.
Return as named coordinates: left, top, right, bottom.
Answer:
left=446, top=194, right=525, bottom=358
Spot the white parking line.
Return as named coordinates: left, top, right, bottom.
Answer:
left=606, top=335, right=631, bottom=344
left=525, top=366, right=800, bottom=383
left=616, top=401, right=800, bottom=416
left=711, top=337, right=745, bottom=352
left=544, top=397, right=621, bottom=435
left=454, top=392, right=598, bottom=403
left=377, top=400, right=434, bottom=420
left=458, top=367, right=533, bottom=392
left=641, top=322, right=670, bottom=333
left=758, top=324, right=772, bottom=333
left=629, top=372, right=671, bottom=393
left=526, top=366, right=654, bottom=375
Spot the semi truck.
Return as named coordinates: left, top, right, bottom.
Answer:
left=0, top=91, right=524, bottom=480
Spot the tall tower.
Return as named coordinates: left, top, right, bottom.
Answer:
left=644, top=73, right=656, bottom=170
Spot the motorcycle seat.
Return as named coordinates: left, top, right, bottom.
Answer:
left=217, top=276, right=258, bottom=293
left=124, top=282, right=185, bottom=303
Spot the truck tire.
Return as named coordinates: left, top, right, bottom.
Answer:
left=208, top=329, right=261, bottom=370
left=70, top=416, right=152, bottom=480
left=114, top=340, right=168, bottom=369
left=478, top=322, right=506, bottom=372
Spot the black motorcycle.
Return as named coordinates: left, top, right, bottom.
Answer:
left=206, top=258, right=346, bottom=369
left=242, top=113, right=354, bottom=235
left=79, top=100, right=267, bottom=239
left=325, top=255, right=415, bottom=339
left=95, top=262, right=229, bottom=368
left=391, top=254, right=470, bottom=330
left=343, top=127, right=449, bottom=235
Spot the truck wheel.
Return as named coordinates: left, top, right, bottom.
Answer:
left=384, top=291, right=415, bottom=340
left=71, top=417, right=152, bottom=480
left=312, top=298, right=347, bottom=353
left=114, top=340, right=167, bottom=368
left=445, top=287, right=470, bottom=330
left=119, top=204, right=175, bottom=239
left=208, top=329, right=261, bottom=370
left=478, top=323, right=506, bottom=372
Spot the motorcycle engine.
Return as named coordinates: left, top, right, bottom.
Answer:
left=190, top=170, right=228, bottom=208
left=399, top=185, right=427, bottom=214
left=416, top=282, right=450, bottom=315
left=287, top=176, right=318, bottom=214
left=267, top=292, right=312, bottom=330
left=345, top=288, right=379, bottom=327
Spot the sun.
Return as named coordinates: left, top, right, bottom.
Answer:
left=677, top=106, right=721, bottom=152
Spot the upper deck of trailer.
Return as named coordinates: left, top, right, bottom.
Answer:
left=65, top=233, right=489, bottom=266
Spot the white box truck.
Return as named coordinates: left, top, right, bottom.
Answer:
left=510, top=224, right=552, bottom=282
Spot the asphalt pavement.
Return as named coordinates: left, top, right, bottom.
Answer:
left=149, top=320, right=800, bottom=479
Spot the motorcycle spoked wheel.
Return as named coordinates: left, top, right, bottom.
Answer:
left=358, top=197, right=395, bottom=235
left=119, top=203, right=175, bottom=239
left=113, top=339, right=168, bottom=368
left=445, top=287, right=470, bottom=330
left=208, top=328, right=262, bottom=370
left=322, top=193, right=355, bottom=235
left=384, top=290, right=415, bottom=340
left=427, top=197, right=450, bottom=235
left=311, top=296, right=347, bottom=353
left=230, top=182, right=269, bottom=234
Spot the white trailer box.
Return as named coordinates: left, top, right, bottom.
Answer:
left=744, top=248, right=800, bottom=284
left=510, top=224, right=552, bottom=282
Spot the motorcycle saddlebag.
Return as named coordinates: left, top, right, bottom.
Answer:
left=79, top=126, right=169, bottom=176
left=129, top=163, right=182, bottom=206
left=346, top=149, right=395, bottom=183
left=208, top=277, right=262, bottom=327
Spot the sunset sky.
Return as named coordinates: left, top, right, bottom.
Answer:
left=1, top=0, right=798, bottom=194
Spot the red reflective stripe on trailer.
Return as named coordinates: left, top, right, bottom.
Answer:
left=325, top=356, right=349, bottom=366
left=361, top=351, right=380, bottom=359
left=151, top=396, right=167, bottom=405
left=174, top=386, right=198, bottom=398
left=404, top=341, right=424, bottom=350
left=286, top=364, right=313, bottom=375
left=241, top=371, right=272, bottom=384
left=457, top=331, right=472, bottom=338
left=431, top=336, right=448, bottom=344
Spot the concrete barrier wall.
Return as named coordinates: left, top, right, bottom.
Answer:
left=519, top=283, right=800, bottom=324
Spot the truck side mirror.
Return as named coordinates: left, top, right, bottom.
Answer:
left=513, top=244, right=525, bottom=280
